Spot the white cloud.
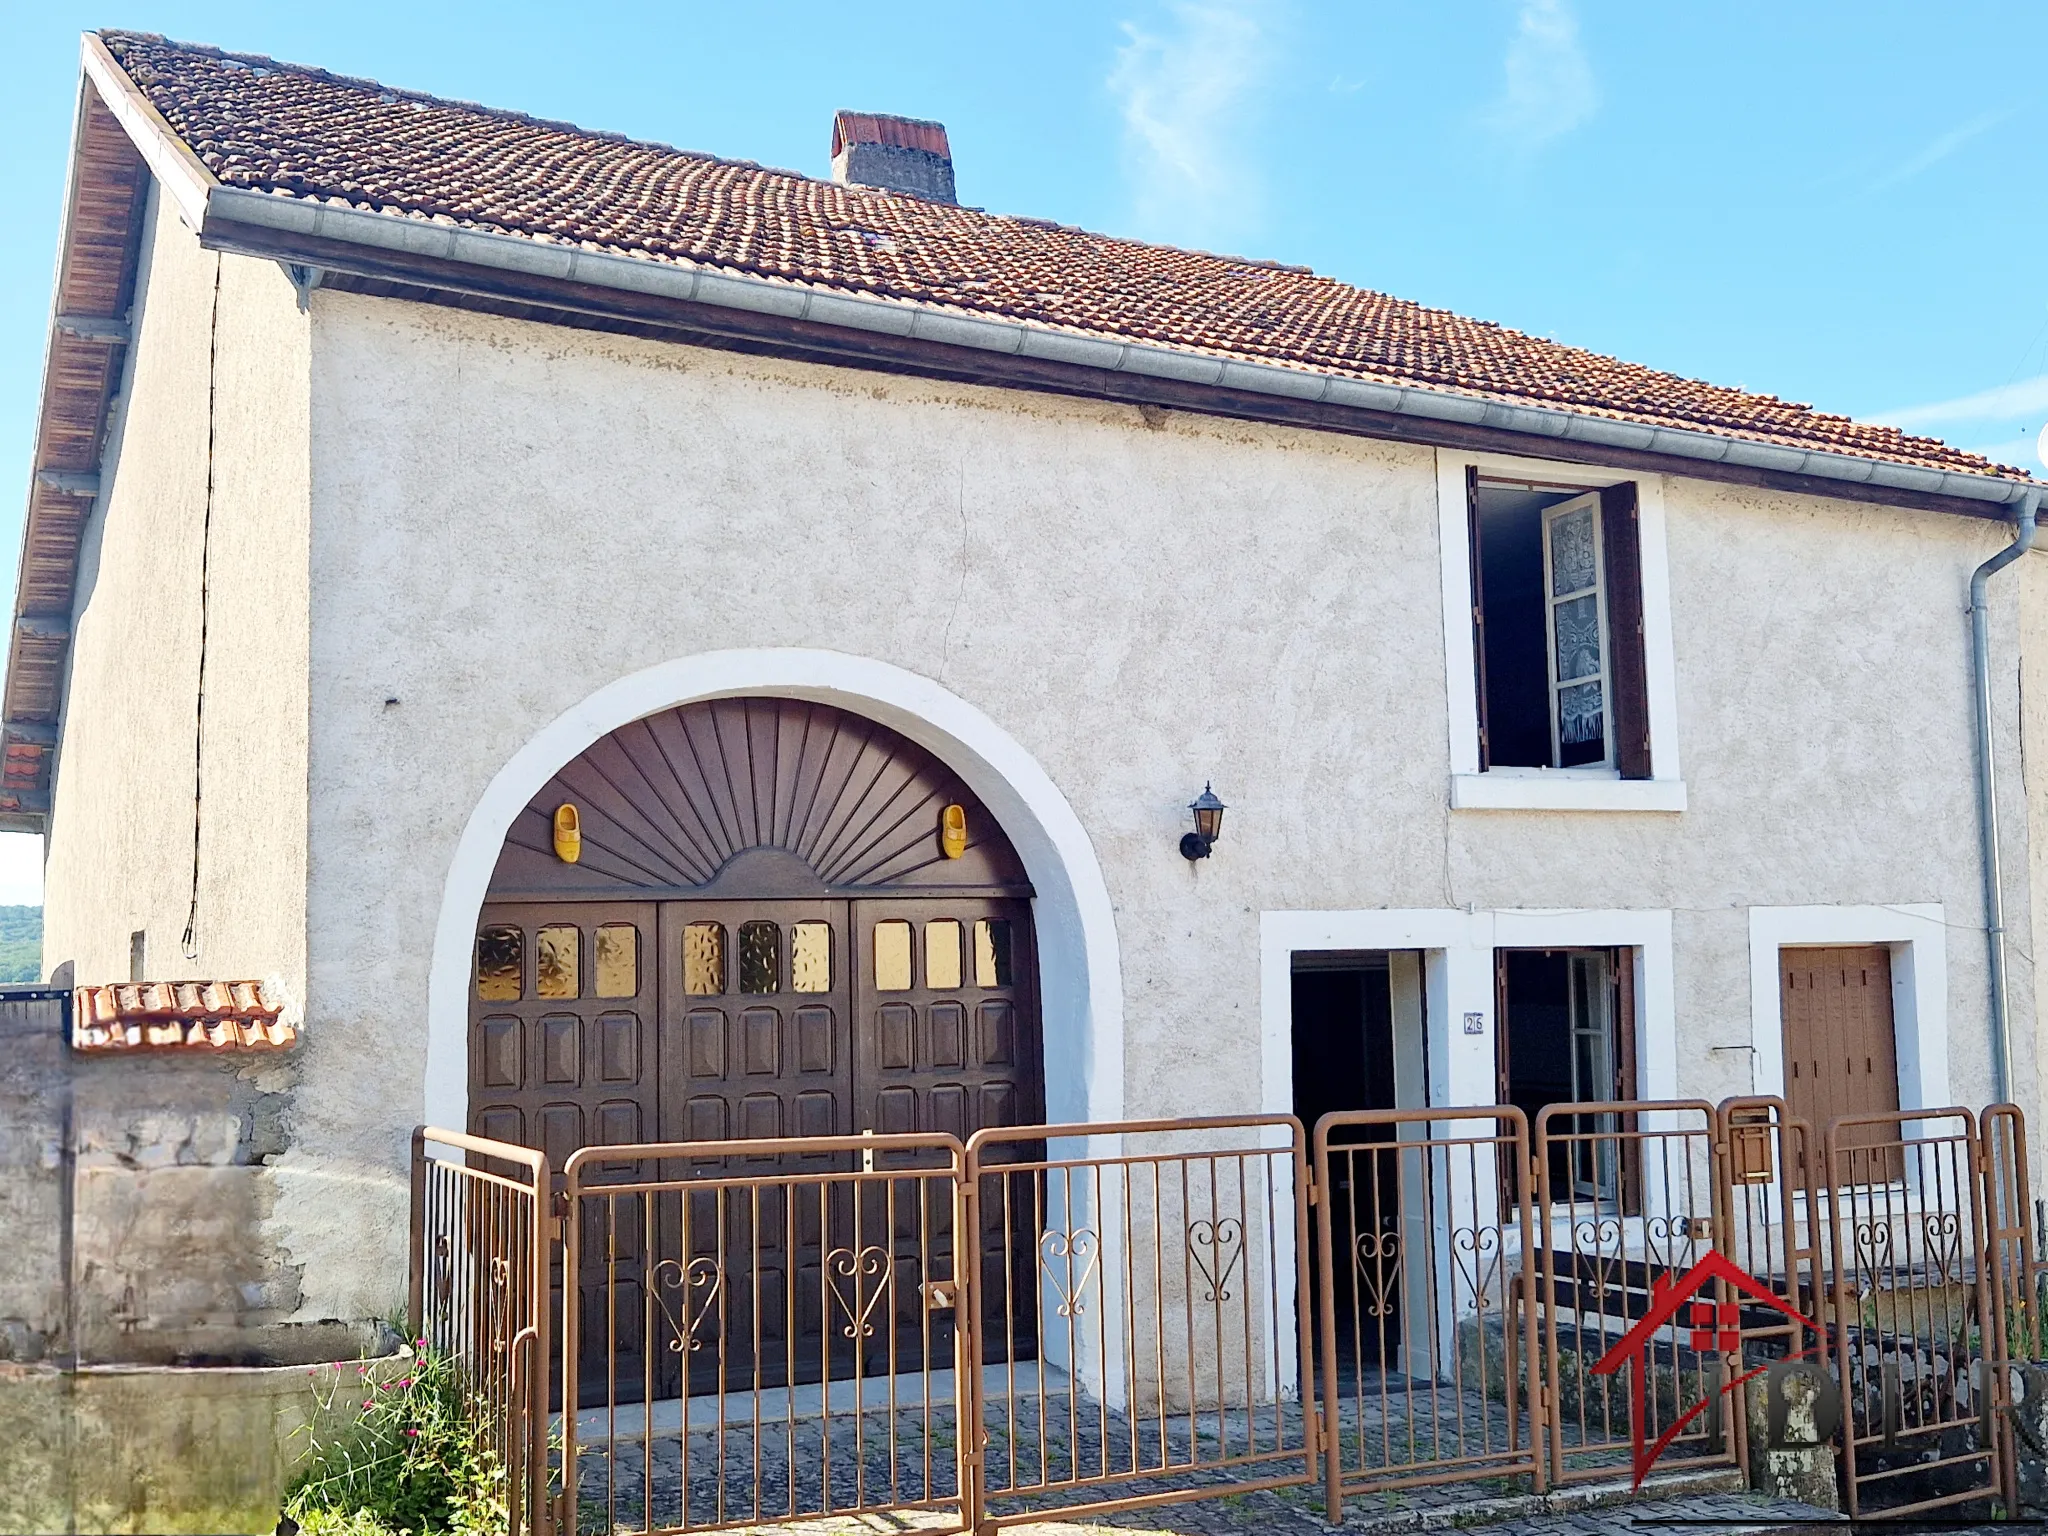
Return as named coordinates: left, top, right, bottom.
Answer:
left=1867, top=110, right=2007, bottom=196
left=1108, top=2, right=1274, bottom=243
left=1479, top=0, right=1598, bottom=155
left=1869, top=373, right=2048, bottom=432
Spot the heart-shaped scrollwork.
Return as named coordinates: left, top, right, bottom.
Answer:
left=1040, top=1228, right=1099, bottom=1318
left=1190, top=1217, right=1244, bottom=1303
left=1923, top=1212, right=1962, bottom=1284
left=826, top=1245, right=892, bottom=1340
left=1354, top=1225, right=1401, bottom=1319
left=1854, top=1220, right=1895, bottom=1279
left=652, top=1256, right=723, bottom=1355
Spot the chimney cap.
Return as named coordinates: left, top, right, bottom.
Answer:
left=831, top=111, right=950, bottom=161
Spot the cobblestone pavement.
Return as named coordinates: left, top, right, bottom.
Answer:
left=575, top=1482, right=1852, bottom=1535
left=570, top=1381, right=1866, bottom=1536
left=571, top=1371, right=1688, bottom=1533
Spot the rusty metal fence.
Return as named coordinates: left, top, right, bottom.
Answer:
left=407, top=1127, right=551, bottom=1536
left=1821, top=1108, right=2012, bottom=1518
left=412, top=1098, right=2042, bottom=1533
left=558, top=1131, right=970, bottom=1534
left=1313, top=1108, right=1541, bottom=1511
left=964, top=1115, right=1318, bottom=1528
left=1534, top=1099, right=1732, bottom=1484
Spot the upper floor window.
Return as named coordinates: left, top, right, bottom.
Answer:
left=1469, top=472, right=1650, bottom=778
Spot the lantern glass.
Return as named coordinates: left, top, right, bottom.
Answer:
left=1189, top=784, right=1226, bottom=845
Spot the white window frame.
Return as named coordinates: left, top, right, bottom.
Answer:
left=1436, top=449, right=1685, bottom=812
left=1540, top=492, right=1614, bottom=770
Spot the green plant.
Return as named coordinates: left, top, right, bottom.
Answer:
left=283, top=1343, right=508, bottom=1536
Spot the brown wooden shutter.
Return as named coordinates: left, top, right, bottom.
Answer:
left=1467, top=465, right=1491, bottom=771
left=1599, top=481, right=1652, bottom=779
left=1780, top=945, right=1903, bottom=1175
left=1612, top=948, right=1642, bottom=1216
left=1493, top=947, right=1511, bottom=1106
left=1612, top=948, right=1638, bottom=1101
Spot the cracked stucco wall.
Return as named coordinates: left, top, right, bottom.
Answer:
left=275, top=291, right=2041, bottom=1318
left=31, top=180, right=333, bottom=1365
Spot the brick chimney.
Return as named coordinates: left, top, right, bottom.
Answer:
left=830, top=112, right=956, bottom=204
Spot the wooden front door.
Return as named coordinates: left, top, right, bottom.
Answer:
left=467, top=695, right=1045, bottom=1407
left=470, top=892, right=1043, bottom=1403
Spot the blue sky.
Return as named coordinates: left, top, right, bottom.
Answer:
left=0, top=0, right=2042, bottom=901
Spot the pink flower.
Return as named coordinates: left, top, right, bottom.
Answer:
left=417, top=1337, right=428, bottom=1347
left=405, top=1427, right=419, bottom=1437
left=399, top=1378, right=412, bottom=1388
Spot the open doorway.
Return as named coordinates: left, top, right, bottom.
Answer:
left=1497, top=948, right=1636, bottom=1205
left=1292, top=954, right=1401, bottom=1378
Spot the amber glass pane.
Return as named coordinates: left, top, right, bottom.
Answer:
left=684, top=922, right=726, bottom=996
left=536, top=926, right=579, bottom=999
left=974, top=919, right=1013, bottom=988
left=791, top=921, right=831, bottom=994
left=926, top=919, right=963, bottom=990
left=874, top=921, right=912, bottom=992
left=477, top=926, right=523, bottom=1001
left=739, top=921, right=780, bottom=994
left=594, top=924, right=638, bottom=998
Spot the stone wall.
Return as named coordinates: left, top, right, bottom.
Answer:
left=0, top=988, right=383, bottom=1369
left=0, top=993, right=67, bottom=1363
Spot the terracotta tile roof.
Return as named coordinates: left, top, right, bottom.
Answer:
left=96, top=31, right=2016, bottom=482
left=73, top=979, right=296, bottom=1052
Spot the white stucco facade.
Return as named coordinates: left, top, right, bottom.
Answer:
left=36, top=207, right=2048, bottom=1330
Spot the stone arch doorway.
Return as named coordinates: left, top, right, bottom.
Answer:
left=466, top=695, right=1046, bottom=1401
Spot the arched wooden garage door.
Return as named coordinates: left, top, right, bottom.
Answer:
left=467, top=696, right=1043, bottom=1401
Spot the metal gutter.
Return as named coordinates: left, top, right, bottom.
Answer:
left=200, top=181, right=2035, bottom=512
left=1969, top=488, right=2040, bottom=1102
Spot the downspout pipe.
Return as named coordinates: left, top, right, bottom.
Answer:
left=1971, top=486, right=2040, bottom=1103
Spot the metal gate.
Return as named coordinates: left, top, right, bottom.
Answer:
left=408, top=1128, right=551, bottom=1536
left=1822, top=1107, right=2010, bottom=1518
left=963, top=1115, right=1318, bottom=1528
left=413, top=1096, right=2041, bottom=1533
left=1313, top=1107, right=1542, bottom=1514
left=1534, top=1099, right=1735, bottom=1483
left=557, top=1130, right=971, bottom=1534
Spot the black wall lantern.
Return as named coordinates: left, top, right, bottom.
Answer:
left=1180, top=783, right=1227, bottom=861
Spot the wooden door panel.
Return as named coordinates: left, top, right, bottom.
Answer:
left=466, top=900, right=659, bottom=1410
left=853, top=898, right=1043, bottom=1369
left=1782, top=945, right=1902, bottom=1176
left=473, top=886, right=1046, bottom=1404
left=655, top=901, right=854, bottom=1395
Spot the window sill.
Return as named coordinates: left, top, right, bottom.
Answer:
left=1450, top=773, right=1687, bottom=813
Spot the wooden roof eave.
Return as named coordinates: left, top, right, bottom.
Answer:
left=0, top=36, right=172, bottom=829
